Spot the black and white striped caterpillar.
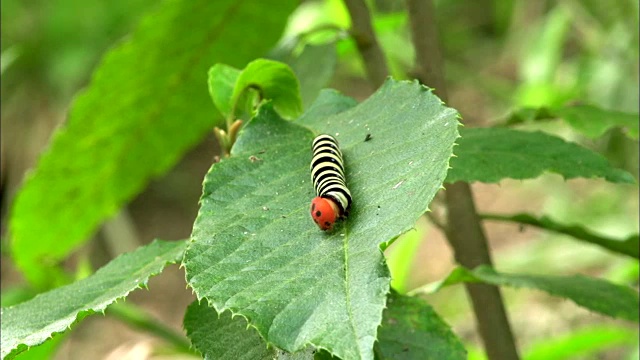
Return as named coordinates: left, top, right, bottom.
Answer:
left=309, top=134, right=352, bottom=230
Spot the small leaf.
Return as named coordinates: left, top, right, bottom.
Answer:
left=208, top=64, right=241, bottom=119
left=375, top=292, right=466, bottom=360
left=183, top=301, right=315, bottom=359
left=9, top=0, right=298, bottom=288
left=184, top=79, right=460, bottom=359
left=429, top=266, right=640, bottom=322
left=505, top=105, right=639, bottom=140
left=482, top=213, right=639, bottom=259
left=1, top=240, right=186, bottom=359
left=231, top=59, right=303, bottom=119
left=447, top=128, right=636, bottom=184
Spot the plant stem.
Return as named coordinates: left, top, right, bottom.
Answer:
left=406, top=0, right=520, bottom=359
left=405, top=0, right=448, bottom=99
left=107, top=302, right=195, bottom=355
left=343, top=0, right=389, bottom=88
left=443, top=183, right=520, bottom=359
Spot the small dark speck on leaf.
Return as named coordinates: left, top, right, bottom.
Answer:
left=258, top=149, right=266, bottom=154
left=364, top=133, right=372, bottom=142
left=281, top=215, right=287, bottom=218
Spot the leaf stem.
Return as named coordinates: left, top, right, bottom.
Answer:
left=406, top=0, right=520, bottom=359
left=107, top=302, right=195, bottom=355
left=343, top=0, right=389, bottom=88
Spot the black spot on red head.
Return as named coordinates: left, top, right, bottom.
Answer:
left=315, top=211, right=321, bottom=217
left=324, top=222, right=331, bottom=227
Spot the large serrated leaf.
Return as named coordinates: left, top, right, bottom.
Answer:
left=9, top=0, right=297, bottom=287
left=184, top=79, right=460, bottom=360
left=1, top=240, right=186, bottom=360
left=183, top=301, right=315, bottom=360
left=375, top=292, right=466, bottom=360
left=430, top=266, right=639, bottom=323
left=446, top=128, right=636, bottom=184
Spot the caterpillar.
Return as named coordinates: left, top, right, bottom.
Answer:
left=309, top=134, right=352, bottom=230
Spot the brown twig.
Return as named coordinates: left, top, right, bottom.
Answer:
left=406, top=0, right=520, bottom=359
left=343, top=0, right=389, bottom=88
left=405, top=0, right=448, bottom=99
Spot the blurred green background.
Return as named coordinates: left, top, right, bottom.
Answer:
left=1, top=0, right=638, bottom=359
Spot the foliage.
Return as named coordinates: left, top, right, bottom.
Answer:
left=421, top=265, right=639, bottom=322
left=184, top=79, right=460, bottom=359
left=447, top=127, right=635, bottom=184
left=375, top=292, right=466, bottom=359
left=505, top=105, right=639, bottom=140
left=482, top=213, right=639, bottom=259
left=1, top=240, right=185, bottom=359
left=7, top=0, right=298, bottom=289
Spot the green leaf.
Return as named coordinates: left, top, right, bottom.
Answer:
left=208, top=64, right=241, bottom=120
left=1, top=46, right=19, bottom=75
left=184, top=79, right=460, bottom=359
left=375, top=292, right=466, bottom=360
left=555, top=105, right=639, bottom=139
left=516, top=6, right=572, bottom=107
left=9, top=0, right=297, bottom=288
left=11, top=334, right=66, bottom=360
left=386, top=221, right=425, bottom=294
left=429, top=266, right=640, bottom=322
left=446, top=128, right=636, bottom=184
left=296, top=89, right=358, bottom=123
left=231, top=59, right=303, bottom=120
left=183, top=301, right=315, bottom=359
left=272, top=42, right=338, bottom=108
left=524, top=326, right=638, bottom=360
left=482, top=213, right=639, bottom=259
left=505, top=105, right=639, bottom=140
left=1, top=240, right=186, bottom=359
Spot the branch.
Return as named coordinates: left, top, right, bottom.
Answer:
left=406, top=0, right=520, bottom=359
left=405, top=0, right=448, bottom=99
left=482, top=212, right=640, bottom=259
left=343, top=0, right=389, bottom=88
